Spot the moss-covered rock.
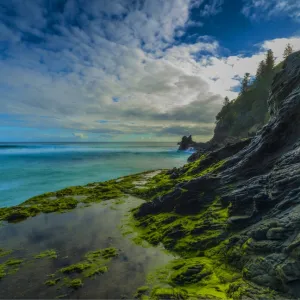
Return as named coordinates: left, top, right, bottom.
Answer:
left=67, top=278, right=83, bottom=289
left=34, top=249, right=57, bottom=259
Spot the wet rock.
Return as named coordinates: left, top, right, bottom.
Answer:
left=266, top=227, right=286, bottom=240
left=188, top=138, right=252, bottom=163
left=165, top=225, right=186, bottom=239
left=276, top=259, right=300, bottom=283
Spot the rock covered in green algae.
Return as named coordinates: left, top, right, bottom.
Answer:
left=67, top=278, right=83, bottom=289
left=34, top=249, right=57, bottom=259
left=130, top=51, right=300, bottom=299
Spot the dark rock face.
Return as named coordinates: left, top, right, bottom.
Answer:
left=188, top=138, right=252, bottom=163
left=136, top=52, right=300, bottom=298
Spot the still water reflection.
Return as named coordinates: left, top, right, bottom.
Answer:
left=0, top=196, right=173, bottom=299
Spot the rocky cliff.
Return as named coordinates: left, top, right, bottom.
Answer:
left=182, top=60, right=284, bottom=156
left=133, top=51, right=300, bottom=299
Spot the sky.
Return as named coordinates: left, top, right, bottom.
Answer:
left=0, top=0, right=300, bottom=142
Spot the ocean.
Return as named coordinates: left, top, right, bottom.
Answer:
left=0, top=142, right=190, bottom=208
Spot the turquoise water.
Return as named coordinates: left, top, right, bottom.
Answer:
left=0, top=142, right=189, bottom=208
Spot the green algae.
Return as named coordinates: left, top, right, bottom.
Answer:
left=35, top=249, right=57, bottom=259
left=131, top=157, right=227, bottom=202
left=150, top=287, right=189, bottom=300
left=43, top=247, right=119, bottom=290
left=136, top=286, right=149, bottom=294
left=5, top=258, right=24, bottom=266
left=85, top=247, right=118, bottom=260
left=84, top=266, right=108, bottom=278
left=0, top=263, right=6, bottom=279
left=45, top=278, right=60, bottom=286
left=60, top=262, right=91, bottom=274
left=0, top=258, right=24, bottom=280
left=145, top=256, right=241, bottom=299
left=0, top=248, right=13, bottom=258
left=67, top=278, right=83, bottom=289
left=129, top=195, right=229, bottom=257
left=0, top=197, right=78, bottom=223
left=126, top=155, right=280, bottom=299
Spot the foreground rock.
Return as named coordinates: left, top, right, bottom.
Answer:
left=134, top=51, right=300, bottom=298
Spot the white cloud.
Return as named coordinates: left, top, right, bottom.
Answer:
left=0, top=0, right=299, bottom=141
left=199, top=0, right=224, bottom=17
left=198, top=36, right=300, bottom=99
left=243, top=0, right=300, bottom=21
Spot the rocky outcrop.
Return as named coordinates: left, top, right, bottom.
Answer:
left=135, top=51, right=300, bottom=298
left=177, top=135, right=196, bottom=150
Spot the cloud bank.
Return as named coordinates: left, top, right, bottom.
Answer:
left=0, top=0, right=299, bottom=141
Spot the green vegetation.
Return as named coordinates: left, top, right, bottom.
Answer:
left=0, top=248, right=12, bottom=257
left=43, top=247, right=118, bottom=290
left=45, top=278, right=60, bottom=286
left=131, top=195, right=228, bottom=257
left=67, top=278, right=83, bottom=289
left=85, top=247, right=118, bottom=260
left=0, top=258, right=24, bottom=279
left=134, top=285, right=150, bottom=298
left=146, top=256, right=242, bottom=299
left=5, top=258, right=23, bottom=266
left=132, top=156, right=226, bottom=202
left=283, top=43, right=293, bottom=59
left=215, top=49, right=282, bottom=140
left=60, top=262, right=90, bottom=274
left=129, top=153, right=281, bottom=298
left=0, top=264, right=5, bottom=279
left=35, top=249, right=57, bottom=259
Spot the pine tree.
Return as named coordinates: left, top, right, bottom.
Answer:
left=283, top=43, right=293, bottom=59
left=256, top=60, right=266, bottom=78
left=265, top=49, right=275, bottom=72
left=240, top=73, right=250, bottom=94
left=223, top=96, right=230, bottom=106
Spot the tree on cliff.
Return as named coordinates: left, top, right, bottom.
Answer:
left=265, top=49, right=275, bottom=72
left=256, top=60, right=266, bottom=79
left=283, top=43, right=293, bottom=59
left=240, top=73, right=250, bottom=95
left=223, top=96, right=230, bottom=106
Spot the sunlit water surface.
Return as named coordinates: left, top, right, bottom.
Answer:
left=0, top=142, right=190, bottom=207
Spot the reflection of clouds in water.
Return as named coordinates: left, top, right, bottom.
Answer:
left=0, top=197, right=174, bottom=298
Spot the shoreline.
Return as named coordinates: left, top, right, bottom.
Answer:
left=0, top=157, right=272, bottom=299
left=0, top=142, right=189, bottom=208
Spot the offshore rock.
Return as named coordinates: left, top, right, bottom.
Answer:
left=177, top=135, right=196, bottom=151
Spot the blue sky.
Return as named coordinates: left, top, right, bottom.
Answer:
left=0, top=0, right=299, bottom=142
